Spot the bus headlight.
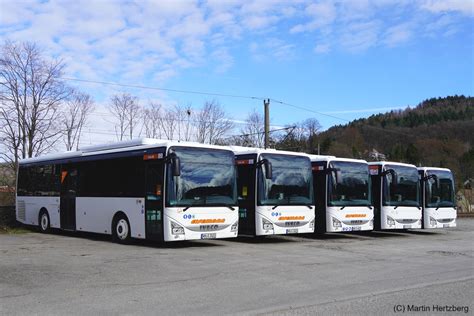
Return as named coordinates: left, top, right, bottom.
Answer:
left=262, top=218, right=273, bottom=230
left=309, top=219, right=315, bottom=229
left=171, top=222, right=185, bottom=235
left=387, top=216, right=395, bottom=227
left=332, top=217, right=342, bottom=228
left=230, top=221, right=238, bottom=232
left=429, top=217, right=437, bottom=227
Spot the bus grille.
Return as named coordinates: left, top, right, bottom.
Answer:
left=396, top=219, right=418, bottom=224
left=438, top=218, right=454, bottom=223
left=343, top=220, right=369, bottom=225
left=17, top=200, right=26, bottom=221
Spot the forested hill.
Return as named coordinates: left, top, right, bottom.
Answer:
left=316, top=95, right=473, bottom=186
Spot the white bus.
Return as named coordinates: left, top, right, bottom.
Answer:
left=418, top=167, right=457, bottom=229
left=368, top=161, right=422, bottom=230
left=230, top=147, right=315, bottom=236
left=16, top=139, right=239, bottom=243
left=310, top=155, right=373, bottom=232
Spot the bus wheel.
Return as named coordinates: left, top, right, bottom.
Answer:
left=39, top=210, right=50, bottom=233
left=112, top=215, right=131, bottom=244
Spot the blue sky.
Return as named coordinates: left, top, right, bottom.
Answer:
left=0, top=0, right=473, bottom=142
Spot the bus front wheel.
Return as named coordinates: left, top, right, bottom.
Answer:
left=38, top=210, right=50, bottom=233
left=112, top=214, right=131, bottom=244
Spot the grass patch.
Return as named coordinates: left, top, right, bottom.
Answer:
left=0, top=226, right=32, bottom=234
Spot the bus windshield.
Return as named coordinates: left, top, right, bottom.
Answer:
left=383, top=165, right=419, bottom=207
left=258, top=154, right=313, bottom=206
left=426, top=170, right=455, bottom=208
left=166, top=147, right=237, bottom=207
left=328, top=161, right=370, bottom=207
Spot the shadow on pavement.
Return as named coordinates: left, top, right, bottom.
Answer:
left=226, top=235, right=296, bottom=244
left=48, top=229, right=223, bottom=248
left=397, top=229, right=444, bottom=236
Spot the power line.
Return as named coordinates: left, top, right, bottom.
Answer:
left=61, top=76, right=413, bottom=138
left=270, top=98, right=415, bottom=138
left=61, top=77, right=266, bottom=101
left=222, top=126, right=295, bottom=140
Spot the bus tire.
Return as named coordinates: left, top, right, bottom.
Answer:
left=38, top=209, right=50, bottom=233
left=112, top=214, right=131, bottom=244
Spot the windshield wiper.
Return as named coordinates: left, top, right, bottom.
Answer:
left=183, top=200, right=205, bottom=212
left=207, top=203, right=236, bottom=211
left=183, top=205, right=198, bottom=212
left=272, top=205, right=280, bottom=210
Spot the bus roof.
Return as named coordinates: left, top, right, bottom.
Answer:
left=368, top=161, right=417, bottom=169
left=417, top=167, right=452, bottom=173
left=308, top=155, right=367, bottom=164
left=229, top=146, right=311, bottom=158
left=19, top=138, right=234, bottom=165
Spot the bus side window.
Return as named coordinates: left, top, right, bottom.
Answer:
left=18, top=166, right=31, bottom=196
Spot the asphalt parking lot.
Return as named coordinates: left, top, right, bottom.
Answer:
left=1, top=219, right=473, bottom=315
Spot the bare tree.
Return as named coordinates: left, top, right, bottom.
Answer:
left=180, top=104, right=193, bottom=141
left=158, top=105, right=178, bottom=140
left=303, top=118, right=322, bottom=137
left=0, top=41, right=70, bottom=170
left=108, top=93, right=141, bottom=141
left=239, top=109, right=265, bottom=148
left=62, top=91, right=94, bottom=151
left=196, top=100, right=234, bottom=144
left=143, top=102, right=162, bottom=139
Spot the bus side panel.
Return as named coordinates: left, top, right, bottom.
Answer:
left=16, top=196, right=60, bottom=227
left=76, top=197, right=146, bottom=239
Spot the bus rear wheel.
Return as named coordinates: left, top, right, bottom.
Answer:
left=112, top=215, right=131, bottom=244
left=39, top=210, right=50, bottom=233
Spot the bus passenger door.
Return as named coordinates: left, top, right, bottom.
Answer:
left=236, top=161, right=256, bottom=235
left=60, top=166, right=77, bottom=230
left=145, top=162, right=164, bottom=241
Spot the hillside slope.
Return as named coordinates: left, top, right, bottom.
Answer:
left=312, top=96, right=472, bottom=186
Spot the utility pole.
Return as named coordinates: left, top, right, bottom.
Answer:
left=264, top=99, right=270, bottom=149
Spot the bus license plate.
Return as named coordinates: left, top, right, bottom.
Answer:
left=201, top=233, right=216, bottom=239
left=403, top=225, right=411, bottom=229
left=286, top=229, right=298, bottom=234
left=352, top=226, right=361, bottom=231
left=443, top=224, right=449, bottom=228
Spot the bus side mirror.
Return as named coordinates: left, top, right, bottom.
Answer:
left=433, top=175, right=440, bottom=189
left=384, top=169, right=398, bottom=186
left=171, top=155, right=181, bottom=177
left=260, top=159, right=272, bottom=179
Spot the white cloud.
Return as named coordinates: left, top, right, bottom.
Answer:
left=249, top=38, right=296, bottom=61
left=314, top=43, right=331, bottom=54
left=382, top=23, right=413, bottom=47
left=0, top=0, right=470, bottom=104
left=340, top=21, right=381, bottom=52
left=421, top=0, right=474, bottom=16
left=290, top=1, right=336, bottom=34
left=211, top=47, right=234, bottom=73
